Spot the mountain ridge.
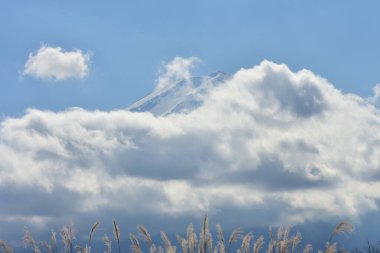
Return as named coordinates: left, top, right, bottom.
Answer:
left=127, top=71, right=228, bottom=116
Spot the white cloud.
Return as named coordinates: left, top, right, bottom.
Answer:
left=2, top=58, right=380, bottom=239
left=373, top=83, right=380, bottom=99
left=23, top=45, right=91, bottom=81
left=155, top=56, right=199, bottom=91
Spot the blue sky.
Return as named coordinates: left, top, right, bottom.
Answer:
left=2, top=1, right=380, bottom=116
left=2, top=1, right=380, bottom=251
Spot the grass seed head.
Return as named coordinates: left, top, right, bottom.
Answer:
left=102, top=234, right=112, bottom=253
left=137, top=225, right=153, bottom=246
left=253, top=236, right=264, bottom=253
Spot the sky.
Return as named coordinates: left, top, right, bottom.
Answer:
left=2, top=0, right=380, bottom=251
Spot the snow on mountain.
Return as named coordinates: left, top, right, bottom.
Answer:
left=128, top=72, right=228, bottom=116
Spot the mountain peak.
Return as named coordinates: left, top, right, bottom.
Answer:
left=128, top=72, right=228, bottom=116
left=209, top=71, right=227, bottom=77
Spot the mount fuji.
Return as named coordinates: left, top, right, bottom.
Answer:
left=128, top=71, right=228, bottom=116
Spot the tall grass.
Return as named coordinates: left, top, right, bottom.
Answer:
left=0, top=216, right=354, bottom=253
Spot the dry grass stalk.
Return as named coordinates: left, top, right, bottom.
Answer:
left=216, top=224, right=225, bottom=249
left=88, top=222, right=100, bottom=246
left=325, top=242, right=336, bottom=253
left=137, top=225, right=153, bottom=246
left=0, top=241, right=13, bottom=253
left=129, top=233, right=143, bottom=253
left=175, top=235, right=182, bottom=246
left=198, top=232, right=204, bottom=253
left=302, top=244, right=312, bottom=253
left=280, top=225, right=291, bottom=253
left=4, top=217, right=354, bottom=253
left=207, top=235, right=213, bottom=253
left=161, top=231, right=172, bottom=251
left=187, top=224, right=197, bottom=253
left=329, top=221, right=354, bottom=241
left=226, top=228, right=243, bottom=253
left=137, top=225, right=156, bottom=253
left=253, top=236, right=264, bottom=253
left=61, top=223, right=75, bottom=253
left=85, top=245, right=91, bottom=253
left=189, top=233, right=197, bottom=253
left=275, top=226, right=283, bottom=253
left=102, top=234, right=112, bottom=253
left=41, top=241, right=53, bottom=253
left=291, top=233, right=301, bottom=253
left=169, top=245, right=177, bottom=253
left=267, top=240, right=275, bottom=253
left=51, top=230, right=57, bottom=253
left=61, top=229, right=69, bottom=253
left=75, top=245, right=85, bottom=253
left=219, top=241, right=226, bottom=253
left=23, top=227, right=41, bottom=253
left=84, top=245, right=91, bottom=253
left=240, top=233, right=253, bottom=253
left=150, top=244, right=157, bottom=253
left=267, top=227, right=275, bottom=253
left=75, top=245, right=90, bottom=253
left=113, top=220, right=121, bottom=253
left=187, top=224, right=194, bottom=243
left=283, top=226, right=291, bottom=241
left=68, top=224, right=75, bottom=250
left=161, top=231, right=176, bottom=253
left=176, top=236, right=188, bottom=253
left=181, top=238, right=188, bottom=253
left=201, top=215, right=212, bottom=253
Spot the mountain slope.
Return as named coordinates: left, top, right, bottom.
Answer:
left=128, top=72, right=228, bottom=116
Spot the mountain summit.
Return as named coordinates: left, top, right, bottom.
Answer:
left=128, top=72, right=228, bottom=116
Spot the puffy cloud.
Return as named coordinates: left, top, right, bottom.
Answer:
left=23, top=45, right=91, bottom=81
left=2, top=59, right=380, bottom=242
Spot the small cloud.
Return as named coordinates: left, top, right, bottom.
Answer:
left=155, top=56, right=199, bottom=91
left=373, top=83, right=380, bottom=98
left=365, top=83, right=380, bottom=108
left=23, top=45, right=91, bottom=81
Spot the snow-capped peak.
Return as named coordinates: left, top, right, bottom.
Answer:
left=128, top=72, right=228, bottom=116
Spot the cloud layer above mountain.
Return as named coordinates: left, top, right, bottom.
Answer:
left=2, top=58, right=380, bottom=239
left=23, top=45, right=91, bottom=81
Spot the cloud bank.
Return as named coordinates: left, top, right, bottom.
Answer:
left=23, top=45, right=91, bottom=81
left=2, top=58, right=380, bottom=240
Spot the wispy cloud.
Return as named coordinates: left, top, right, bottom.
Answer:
left=155, top=56, right=199, bottom=91
left=2, top=58, right=380, bottom=239
left=23, top=45, right=91, bottom=81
